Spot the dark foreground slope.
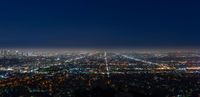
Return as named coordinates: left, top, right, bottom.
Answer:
left=0, top=73, right=200, bottom=97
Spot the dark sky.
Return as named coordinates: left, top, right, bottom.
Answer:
left=0, top=0, right=200, bottom=47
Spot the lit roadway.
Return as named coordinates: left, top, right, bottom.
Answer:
left=104, top=51, right=110, bottom=78
left=120, top=54, right=160, bottom=66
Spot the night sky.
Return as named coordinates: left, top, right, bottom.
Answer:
left=0, top=0, right=200, bottom=48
